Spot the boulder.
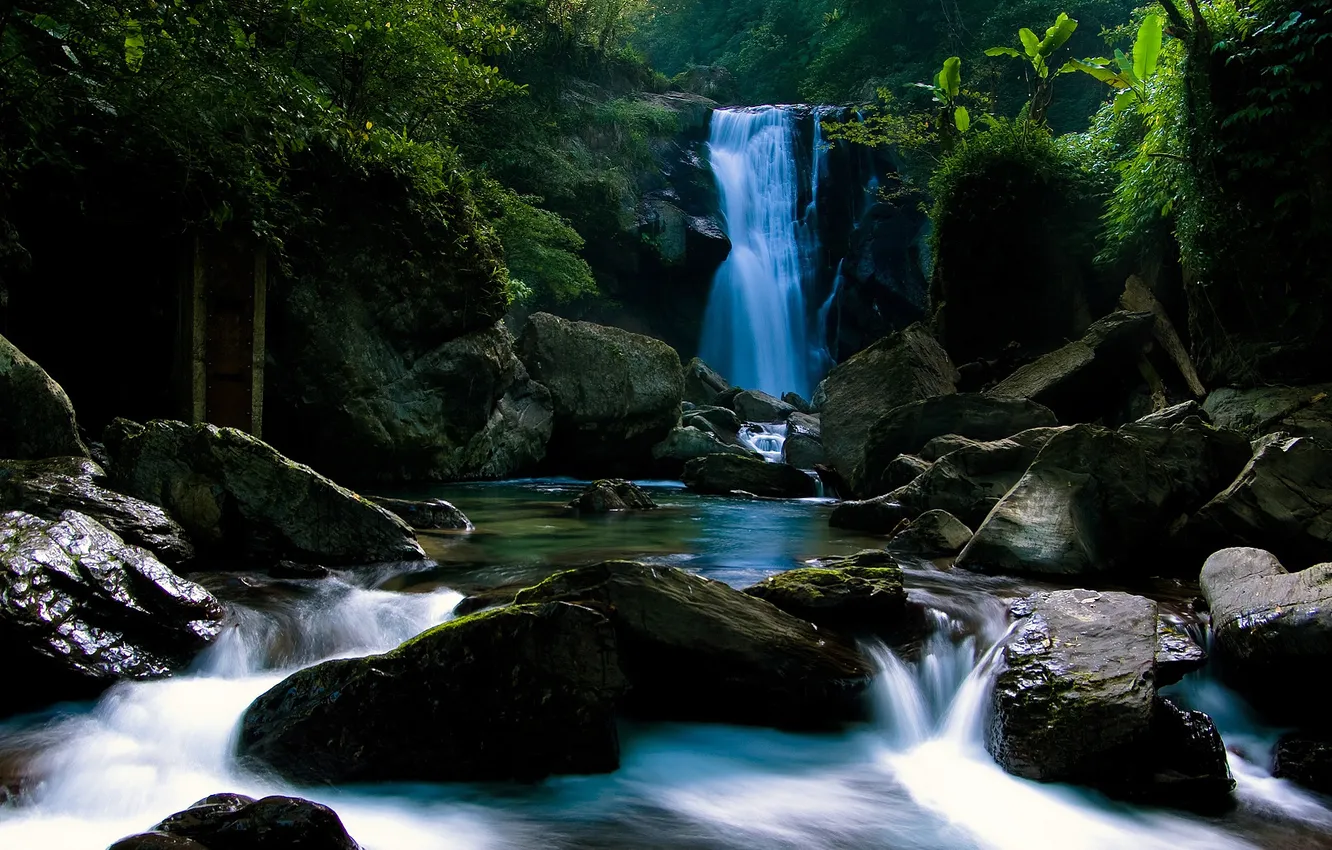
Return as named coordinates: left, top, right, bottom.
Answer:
left=515, top=562, right=872, bottom=728
left=782, top=412, right=825, bottom=469
left=816, top=324, right=957, bottom=494
left=1204, top=383, right=1332, bottom=444
left=732, top=390, right=796, bottom=423
left=988, top=590, right=1232, bottom=808
left=683, top=357, right=732, bottom=407
left=987, top=311, right=1156, bottom=423
left=859, top=395, right=1057, bottom=496
left=238, top=602, right=627, bottom=784
left=1273, top=734, right=1332, bottom=794
left=1135, top=400, right=1209, bottom=429
left=887, top=510, right=973, bottom=557
left=681, top=405, right=743, bottom=435
left=0, top=332, right=89, bottom=461
left=881, top=455, right=932, bottom=490
left=106, top=420, right=425, bottom=566
left=1, top=510, right=223, bottom=717
left=918, top=435, right=979, bottom=462
left=0, top=457, right=194, bottom=565
left=108, top=794, right=362, bottom=850
left=828, top=493, right=908, bottom=535
left=1156, top=616, right=1207, bottom=687
left=653, top=427, right=759, bottom=471
left=782, top=391, right=814, bottom=414
left=683, top=454, right=817, bottom=499
left=568, top=480, right=658, bottom=512
left=518, top=313, right=683, bottom=475
left=1199, top=548, right=1332, bottom=721
left=957, top=419, right=1250, bottom=577
left=1185, top=434, right=1332, bottom=567
left=368, top=496, right=471, bottom=530
left=743, top=550, right=909, bottom=633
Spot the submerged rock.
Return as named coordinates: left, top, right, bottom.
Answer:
left=743, top=550, right=909, bottom=633
left=106, top=419, right=425, bottom=566
left=515, top=562, right=872, bottom=728
left=367, top=496, right=471, bottom=530
left=568, top=480, right=657, bottom=512
left=519, top=312, right=683, bottom=476
left=1, top=510, right=223, bottom=718
left=238, top=602, right=627, bottom=784
left=683, top=357, right=732, bottom=407
left=682, top=454, right=817, bottom=499
left=732, top=390, right=796, bottom=423
left=0, top=332, right=89, bottom=461
left=887, top=509, right=973, bottom=557
left=108, top=793, right=362, bottom=850
left=0, top=457, right=194, bottom=565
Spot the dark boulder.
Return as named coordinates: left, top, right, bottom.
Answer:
left=782, top=412, right=825, bottom=469
left=887, top=510, right=973, bottom=557
left=782, top=392, right=814, bottom=414
left=683, top=455, right=817, bottom=499
left=1273, top=734, right=1332, bottom=795
left=681, top=405, right=743, bottom=436
left=815, top=324, right=956, bottom=494
left=828, top=493, right=908, bottom=535
left=1156, top=615, right=1207, bottom=687
left=1204, top=384, right=1332, bottom=445
left=0, top=332, right=89, bottom=461
left=519, top=313, right=683, bottom=476
left=367, top=496, right=471, bottom=530
left=106, top=420, right=425, bottom=567
left=108, top=793, right=362, bottom=850
left=1135, top=400, right=1209, bottom=429
left=917, top=435, right=979, bottom=462
left=0, top=457, right=194, bottom=565
left=1, top=510, right=223, bottom=717
left=683, top=357, right=732, bottom=407
left=732, top=390, right=796, bottom=423
left=743, top=550, right=909, bottom=633
left=238, top=602, right=627, bottom=785
left=515, top=562, right=872, bottom=728
left=1145, top=697, right=1235, bottom=811
left=859, top=395, right=1057, bottom=496
left=653, top=426, right=761, bottom=471
left=568, top=480, right=657, bottom=512
left=881, top=455, right=931, bottom=491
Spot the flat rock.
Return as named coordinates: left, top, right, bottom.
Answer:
left=0, top=332, right=89, bottom=461
left=683, top=454, right=817, bottom=499
left=568, top=479, right=657, bottom=512
left=743, top=550, right=909, bottom=633
left=367, top=496, right=471, bottom=530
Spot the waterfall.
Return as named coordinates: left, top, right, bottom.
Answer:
left=699, top=107, right=812, bottom=399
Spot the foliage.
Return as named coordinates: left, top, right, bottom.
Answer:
left=1065, top=13, right=1165, bottom=115
left=984, top=12, right=1080, bottom=123
left=476, top=180, right=598, bottom=305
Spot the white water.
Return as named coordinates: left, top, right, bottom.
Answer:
left=699, top=107, right=812, bottom=399
left=738, top=423, right=787, bottom=462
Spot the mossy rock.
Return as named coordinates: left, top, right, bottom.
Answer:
left=744, top=551, right=909, bottom=633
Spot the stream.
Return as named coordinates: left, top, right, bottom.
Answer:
left=1, top=480, right=1329, bottom=849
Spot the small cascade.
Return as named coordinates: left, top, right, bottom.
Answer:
left=738, top=423, right=787, bottom=463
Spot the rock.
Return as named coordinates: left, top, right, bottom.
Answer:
left=957, top=419, right=1250, bottom=577
left=988, top=590, right=1232, bottom=807
left=366, top=496, right=471, bottom=530
left=669, top=65, right=737, bottom=102
left=1135, top=400, right=1209, bottom=429
left=515, top=562, right=871, bottom=728
left=106, top=420, right=425, bottom=566
left=1156, top=616, right=1207, bottom=687
left=568, top=480, right=657, bottom=512
left=637, top=197, right=730, bottom=268
left=238, top=602, right=627, bottom=784
left=1199, top=548, right=1332, bottom=721
left=743, top=550, right=909, bottom=633
left=888, top=510, right=973, bottom=557
left=783, top=412, right=825, bottom=469
left=653, top=426, right=760, bottom=470
left=1273, top=733, right=1332, bottom=794
left=732, top=390, right=796, bottom=423
left=1120, top=275, right=1207, bottom=399
left=987, top=311, right=1156, bottom=422
left=828, top=493, right=909, bottom=535
left=1185, top=434, right=1332, bottom=567
left=682, top=405, right=743, bottom=435
left=518, top=313, right=683, bottom=476
left=1, top=510, right=223, bottom=717
left=816, top=324, right=957, bottom=494
left=0, top=332, right=88, bottom=461
left=782, top=392, right=814, bottom=414
left=859, top=395, right=1058, bottom=496
left=683, top=358, right=732, bottom=407
left=917, top=435, right=979, bottom=462
left=108, top=794, right=362, bottom=850
left=0, top=457, right=194, bottom=565
left=1203, top=384, right=1332, bottom=444
left=881, top=455, right=932, bottom=490
left=683, top=455, right=817, bottom=499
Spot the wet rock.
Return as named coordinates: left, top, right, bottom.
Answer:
left=743, top=550, right=909, bottom=633
left=238, top=602, right=627, bottom=784
left=108, top=793, right=362, bottom=850
left=828, top=493, right=907, bottom=534
left=881, top=455, right=932, bottom=490
left=516, top=562, right=872, bottom=728
left=783, top=412, right=825, bottom=469
left=106, top=420, right=425, bottom=567
left=1185, top=434, right=1332, bottom=567
left=887, top=510, right=973, bottom=557
left=816, top=324, right=957, bottom=494
left=1135, top=400, right=1209, bottom=429
left=519, top=313, right=683, bottom=476
left=859, top=395, right=1057, bottom=496
left=1155, top=616, right=1207, bottom=687
left=683, top=455, right=817, bottom=499
left=1204, top=384, right=1332, bottom=444
left=0, top=457, right=194, bottom=566
left=783, top=392, right=815, bottom=414
left=732, top=390, right=796, bottom=423
left=268, top=560, right=331, bottom=580
left=653, top=426, right=759, bottom=470
left=366, top=496, right=471, bottom=530
left=1273, top=733, right=1332, bottom=794
left=957, top=419, right=1250, bottom=577
left=1, top=510, right=223, bottom=717
left=1145, top=697, right=1235, bottom=811
left=0, top=332, right=89, bottom=461
left=683, top=357, right=732, bottom=407
left=681, top=405, right=743, bottom=435
left=568, top=480, right=657, bottom=512
left=1199, top=548, right=1332, bottom=721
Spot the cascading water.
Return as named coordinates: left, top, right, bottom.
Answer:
left=699, top=107, right=812, bottom=399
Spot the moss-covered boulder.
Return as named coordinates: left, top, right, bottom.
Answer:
left=682, top=454, right=817, bottom=498
left=518, top=313, right=684, bottom=476
left=106, top=419, right=424, bottom=566
left=568, top=479, right=657, bottom=512
left=1, top=510, right=223, bottom=718
left=108, top=793, right=362, bottom=850
left=0, top=332, right=88, bottom=461
left=515, top=562, right=872, bottom=729
left=743, top=550, right=909, bottom=633
left=237, top=602, right=627, bottom=785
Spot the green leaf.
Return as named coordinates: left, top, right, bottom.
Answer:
left=1113, top=89, right=1137, bottom=115
left=1067, top=58, right=1130, bottom=87
left=1039, top=13, right=1079, bottom=57
left=985, top=46, right=1021, bottom=58
left=1133, top=14, right=1163, bottom=81
left=954, top=106, right=970, bottom=133
left=1114, top=48, right=1134, bottom=77
left=124, top=22, right=145, bottom=72
left=1019, top=28, right=1041, bottom=58
left=940, top=56, right=962, bottom=100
